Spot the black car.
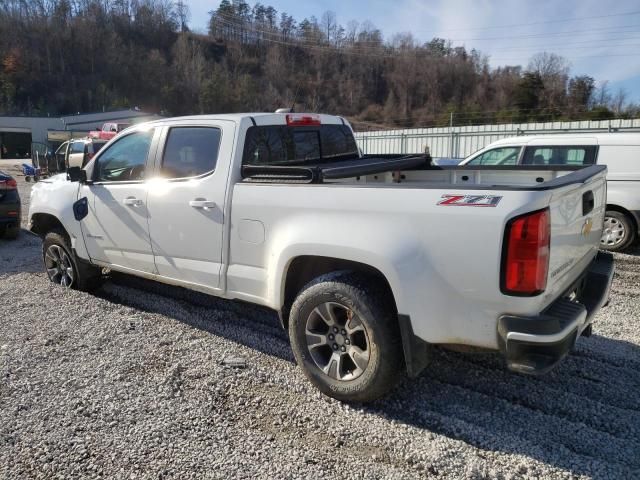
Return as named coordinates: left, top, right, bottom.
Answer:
left=0, top=170, right=20, bottom=239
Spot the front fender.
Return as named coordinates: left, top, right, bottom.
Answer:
left=29, top=179, right=87, bottom=259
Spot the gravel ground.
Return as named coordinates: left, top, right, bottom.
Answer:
left=1, top=163, right=639, bottom=479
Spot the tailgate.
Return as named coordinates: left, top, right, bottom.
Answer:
left=545, top=167, right=607, bottom=297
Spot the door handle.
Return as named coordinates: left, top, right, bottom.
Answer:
left=123, top=196, right=143, bottom=207
left=189, top=199, right=216, bottom=209
left=582, top=190, right=594, bottom=216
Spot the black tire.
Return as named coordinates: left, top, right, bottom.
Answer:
left=42, top=230, right=102, bottom=291
left=601, top=210, right=636, bottom=252
left=289, top=271, right=404, bottom=403
left=3, top=225, right=20, bottom=240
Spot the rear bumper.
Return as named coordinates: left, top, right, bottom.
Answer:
left=498, top=251, right=614, bottom=375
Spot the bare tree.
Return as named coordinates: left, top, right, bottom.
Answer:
left=174, top=0, right=190, bottom=32
left=320, top=10, right=336, bottom=44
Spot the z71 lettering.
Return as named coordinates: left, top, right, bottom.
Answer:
left=437, top=194, right=503, bottom=207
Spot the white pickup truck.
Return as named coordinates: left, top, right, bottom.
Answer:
left=28, top=113, right=614, bottom=402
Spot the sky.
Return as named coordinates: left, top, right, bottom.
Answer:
left=186, top=0, right=640, bottom=102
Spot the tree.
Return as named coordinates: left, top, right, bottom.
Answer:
left=320, top=11, right=336, bottom=43
left=513, top=72, right=544, bottom=121
left=567, top=75, right=594, bottom=111
left=175, top=0, right=190, bottom=32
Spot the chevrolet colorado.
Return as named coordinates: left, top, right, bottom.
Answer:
left=28, top=113, right=614, bottom=402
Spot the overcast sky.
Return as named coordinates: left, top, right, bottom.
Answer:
left=187, top=0, right=640, bottom=102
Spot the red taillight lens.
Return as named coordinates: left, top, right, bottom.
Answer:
left=0, top=179, right=17, bottom=189
left=286, top=113, right=321, bottom=126
left=502, top=208, right=550, bottom=295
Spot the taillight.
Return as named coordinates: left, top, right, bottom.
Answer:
left=502, top=208, right=550, bottom=296
left=0, top=179, right=17, bottom=189
left=286, top=113, right=321, bottom=126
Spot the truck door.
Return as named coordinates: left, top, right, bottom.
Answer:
left=146, top=121, right=234, bottom=290
left=79, top=128, right=159, bottom=273
left=67, top=141, right=85, bottom=168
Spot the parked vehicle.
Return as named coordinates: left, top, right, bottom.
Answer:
left=89, top=122, right=131, bottom=141
left=28, top=113, right=614, bottom=402
left=0, top=170, right=20, bottom=239
left=460, top=133, right=640, bottom=251
left=67, top=138, right=108, bottom=169
left=53, top=138, right=108, bottom=172
left=54, top=141, right=70, bottom=172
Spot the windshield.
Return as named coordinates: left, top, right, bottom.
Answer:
left=465, top=146, right=522, bottom=166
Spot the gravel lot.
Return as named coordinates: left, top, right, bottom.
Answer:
left=1, top=161, right=639, bottom=479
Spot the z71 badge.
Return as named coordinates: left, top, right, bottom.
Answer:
left=437, top=194, right=503, bottom=207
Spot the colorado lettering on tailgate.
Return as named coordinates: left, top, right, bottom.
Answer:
left=437, top=194, right=503, bottom=207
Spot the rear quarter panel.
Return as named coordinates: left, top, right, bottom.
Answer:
left=229, top=183, right=562, bottom=349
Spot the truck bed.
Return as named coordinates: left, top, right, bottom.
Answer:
left=241, top=154, right=428, bottom=183
left=242, top=153, right=602, bottom=191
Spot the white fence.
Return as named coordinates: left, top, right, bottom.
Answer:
left=354, top=118, right=640, bottom=159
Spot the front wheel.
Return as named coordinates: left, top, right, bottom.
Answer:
left=600, top=211, right=636, bottom=252
left=43, top=230, right=102, bottom=291
left=288, top=271, right=404, bottom=403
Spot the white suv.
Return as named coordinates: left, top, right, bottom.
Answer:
left=461, top=133, right=640, bottom=251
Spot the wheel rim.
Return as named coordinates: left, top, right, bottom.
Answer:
left=601, top=216, right=626, bottom=247
left=305, top=302, right=371, bottom=381
left=44, top=244, right=75, bottom=287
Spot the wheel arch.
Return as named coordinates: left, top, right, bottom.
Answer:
left=30, top=212, right=68, bottom=238
left=279, top=255, right=398, bottom=329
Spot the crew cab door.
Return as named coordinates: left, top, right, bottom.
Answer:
left=67, top=141, right=85, bottom=168
left=79, top=127, right=159, bottom=273
left=145, top=121, right=234, bottom=290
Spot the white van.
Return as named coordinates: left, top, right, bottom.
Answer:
left=460, top=133, right=640, bottom=251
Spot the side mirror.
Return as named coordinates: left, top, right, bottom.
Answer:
left=67, top=166, right=87, bottom=183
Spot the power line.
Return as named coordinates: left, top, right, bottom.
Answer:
left=209, top=13, right=640, bottom=64
left=213, top=10, right=640, bottom=48
left=408, top=10, right=640, bottom=33
left=447, top=24, right=640, bottom=42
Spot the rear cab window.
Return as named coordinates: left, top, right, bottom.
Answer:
left=522, top=146, right=597, bottom=166
left=243, top=124, right=359, bottom=166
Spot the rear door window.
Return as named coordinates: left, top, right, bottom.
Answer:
left=160, top=127, right=221, bottom=178
left=522, top=146, right=597, bottom=166
left=243, top=125, right=358, bottom=166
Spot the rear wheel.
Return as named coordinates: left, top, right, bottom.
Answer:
left=600, top=211, right=636, bottom=252
left=289, top=271, right=403, bottom=403
left=43, top=230, right=102, bottom=291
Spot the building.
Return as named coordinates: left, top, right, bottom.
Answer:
left=0, top=109, right=162, bottom=158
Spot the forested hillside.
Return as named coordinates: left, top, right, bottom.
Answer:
left=1, top=0, right=637, bottom=129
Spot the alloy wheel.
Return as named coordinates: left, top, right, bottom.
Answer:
left=45, top=244, right=75, bottom=287
left=305, top=302, right=371, bottom=381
